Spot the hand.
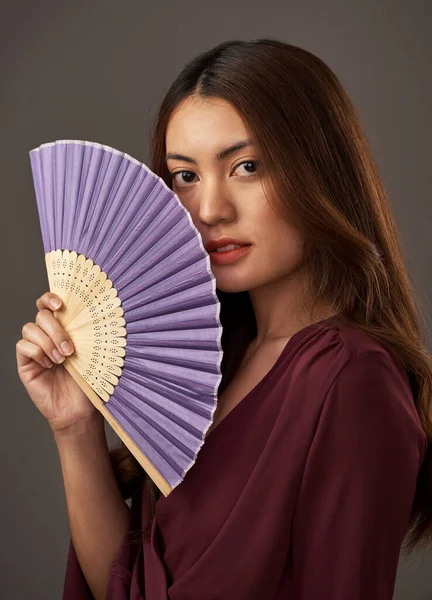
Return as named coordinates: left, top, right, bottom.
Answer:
left=16, top=292, right=103, bottom=433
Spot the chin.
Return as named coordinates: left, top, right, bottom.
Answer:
left=214, top=274, right=253, bottom=294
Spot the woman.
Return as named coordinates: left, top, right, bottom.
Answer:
left=17, top=38, right=432, bottom=599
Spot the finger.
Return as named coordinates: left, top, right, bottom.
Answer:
left=36, top=292, right=63, bottom=312
left=22, top=321, right=69, bottom=364
left=34, top=310, right=75, bottom=358
left=16, top=338, right=54, bottom=370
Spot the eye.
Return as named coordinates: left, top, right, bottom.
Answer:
left=170, top=159, right=260, bottom=187
left=170, top=170, right=197, bottom=186
left=233, top=160, right=260, bottom=177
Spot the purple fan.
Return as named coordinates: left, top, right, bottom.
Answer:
left=29, top=139, right=223, bottom=497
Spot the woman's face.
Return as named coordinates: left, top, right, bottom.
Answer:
left=165, top=96, right=304, bottom=294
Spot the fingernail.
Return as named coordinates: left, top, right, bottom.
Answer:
left=52, top=349, right=65, bottom=363
left=50, top=299, right=61, bottom=309
left=43, top=358, right=53, bottom=368
left=60, top=341, right=73, bottom=356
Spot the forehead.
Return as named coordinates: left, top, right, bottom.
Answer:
left=165, top=97, right=247, bottom=148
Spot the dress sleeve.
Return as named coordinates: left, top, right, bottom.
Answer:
left=62, top=484, right=144, bottom=600
left=291, top=351, right=427, bottom=600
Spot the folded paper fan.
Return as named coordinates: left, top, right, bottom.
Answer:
left=29, top=139, right=223, bottom=497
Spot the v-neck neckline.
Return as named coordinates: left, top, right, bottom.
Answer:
left=204, top=313, right=342, bottom=441
left=155, top=314, right=342, bottom=509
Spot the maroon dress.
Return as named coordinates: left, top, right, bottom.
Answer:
left=62, top=315, right=427, bottom=599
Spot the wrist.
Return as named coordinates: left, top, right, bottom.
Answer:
left=52, top=413, right=105, bottom=444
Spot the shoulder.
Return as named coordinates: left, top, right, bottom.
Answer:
left=289, top=315, right=410, bottom=392
left=289, top=316, right=426, bottom=454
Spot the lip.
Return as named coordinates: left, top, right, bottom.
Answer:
left=208, top=244, right=252, bottom=265
left=205, top=237, right=250, bottom=253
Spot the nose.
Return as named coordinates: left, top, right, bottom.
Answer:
left=197, top=180, right=236, bottom=228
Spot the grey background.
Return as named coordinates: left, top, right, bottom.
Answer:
left=1, top=1, right=431, bottom=598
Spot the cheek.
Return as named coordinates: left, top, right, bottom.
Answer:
left=173, top=189, right=194, bottom=217
left=264, top=218, right=304, bottom=266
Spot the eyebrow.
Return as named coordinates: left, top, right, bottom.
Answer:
left=165, top=140, right=253, bottom=166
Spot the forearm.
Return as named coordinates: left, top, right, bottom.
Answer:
left=54, top=416, right=130, bottom=600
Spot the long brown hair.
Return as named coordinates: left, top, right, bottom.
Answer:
left=109, top=38, right=432, bottom=555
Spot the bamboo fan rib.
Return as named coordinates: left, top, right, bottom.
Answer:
left=29, top=140, right=223, bottom=497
